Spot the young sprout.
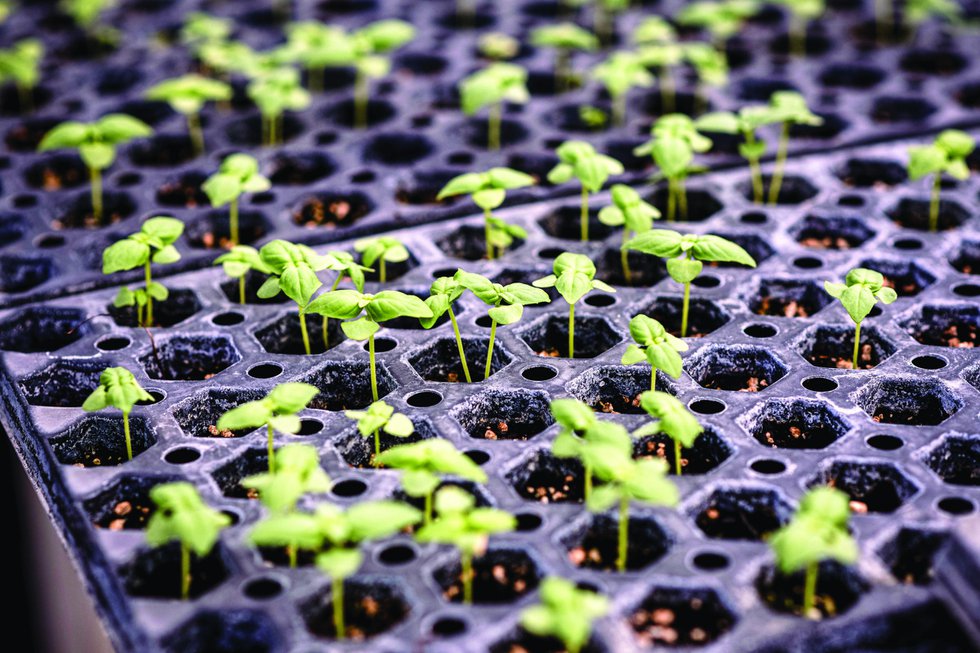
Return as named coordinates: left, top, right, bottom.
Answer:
left=593, top=0, right=629, bottom=45
left=766, top=91, right=822, bottom=205
left=769, top=487, right=857, bottom=619
left=38, top=114, right=153, bottom=224
left=376, top=438, right=488, bottom=525
left=579, top=105, right=608, bottom=131
left=216, top=382, right=320, bottom=470
left=534, top=252, right=615, bottom=359
left=455, top=270, right=551, bottom=379
left=243, top=443, right=331, bottom=518
left=771, top=0, right=825, bottom=57
left=320, top=251, right=371, bottom=350
left=416, top=486, right=516, bottom=604
left=198, top=39, right=258, bottom=78
left=598, top=184, right=661, bottom=284
left=684, top=42, right=728, bottom=115
left=61, top=0, right=117, bottom=42
left=479, top=32, right=520, bottom=60
left=459, top=63, right=530, bottom=151
left=247, top=67, right=310, bottom=147
left=348, top=20, right=416, bottom=129
left=283, top=21, right=350, bottom=93
left=0, top=39, right=43, bottom=113
left=345, top=399, right=414, bottom=467
left=145, top=74, right=231, bottom=156
left=214, top=245, right=270, bottom=305
left=82, top=366, right=153, bottom=461
left=180, top=11, right=232, bottom=58
left=634, top=115, right=712, bottom=221
left=622, top=315, right=687, bottom=392
left=905, top=0, right=960, bottom=40
left=102, top=216, right=183, bottom=328
left=907, top=129, right=976, bottom=232
left=304, top=289, right=433, bottom=400
left=249, top=512, right=323, bottom=569
left=550, top=400, right=632, bottom=501
left=256, top=240, right=328, bottom=355
left=520, top=577, right=609, bottom=653
left=437, top=167, right=535, bottom=259
left=695, top=106, right=776, bottom=205
left=353, top=236, right=409, bottom=284
left=633, top=23, right=683, bottom=116
left=548, top=141, right=624, bottom=241
left=632, top=391, right=703, bottom=476
left=823, top=268, right=897, bottom=370
left=530, top=23, right=599, bottom=92
left=422, top=276, right=472, bottom=382
left=625, top=230, right=756, bottom=337
left=145, top=482, right=230, bottom=600
left=676, top=0, right=760, bottom=48
left=592, top=51, right=654, bottom=127
left=203, top=153, right=271, bottom=248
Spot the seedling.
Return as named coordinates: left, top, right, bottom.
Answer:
left=907, top=129, right=975, bottom=232
left=345, top=399, right=414, bottom=466
left=626, top=230, right=756, bottom=337
left=676, top=0, right=760, bottom=48
left=422, top=276, right=472, bottom=382
left=771, top=0, right=824, bottom=57
left=684, top=42, right=728, bottom=115
left=38, top=114, right=153, bottom=224
left=304, top=289, right=433, bottom=400
left=247, top=67, right=310, bottom=146
left=347, top=20, right=416, bottom=128
left=416, top=486, right=516, bottom=604
left=598, top=184, right=661, bottom=284
left=550, top=399, right=632, bottom=501
left=579, top=105, right=608, bottom=130
left=634, top=115, right=712, bottom=220
left=102, top=216, right=183, bottom=328
left=530, top=23, right=599, bottom=91
left=180, top=11, right=232, bottom=58
left=256, top=240, right=328, bottom=355
left=376, top=438, right=488, bottom=525
left=0, top=39, right=43, bottom=113
left=593, top=0, right=629, bottom=45
left=905, top=0, right=960, bottom=39
left=520, top=577, right=609, bottom=653
left=592, top=51, right=654, bottom=126
left=622, top=315, right=687, bottom=392
left=249, top=512, right=324, bottom=569
left=534, top=252, right=615, bottom=358
left=61, top=0, right=118, bottom=43
left=547, top=141, right=624, bottom=241
left=214, top=245, right=270, bottom=305
left=145, top=74, right=231, bottom=156
left=454, top=270, right=551, bottom=379
left=766, top=92, right=822, bottom=205
left=769, top=487, right=857, bottom=619
left=632, top=391, right=703, bottom=475
left=217, top=382, right=320, bottom=470
left=823, top=268, right=897, bottom=370
left=320, top=251, right=371, bottom=350
left=203, top=153, right=271, bottom=247
left=459, top=63, right=530, bottom=151
left=437, top=167, right=535, bottom=259
left=695, top=106, right=778, bottom=204
left=283, top=21, right=350, bottom=92
left=198, top=39, right=258, bottom=78
left=633, top=19, right=682, bottom=115
left=243, top=444, right=331, bottom=516
left=352, top=236, right=408, bottom=284
left=82, top=366, right=153, bottom=461
left=145, top=482, right=230, bottom=600
left=478, top=32, right=520, bottom=60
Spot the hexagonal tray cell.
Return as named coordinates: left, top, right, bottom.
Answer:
left=50, top=414, right=156, bottom=467
left=254, top=313, right=346, bottom=355
left=433, top=547, right=540, bottom=604
left=568, top=365, right=675, bottom=414
left=634, top=426, right=733, bottom=475
left=25, top=154, right=87, bottom=190
left=291, top=190, right=374, bottom=229
left=835, top=157, right=907, bottom=187
left=0, top=254, right=55, bottom=293
left=536, top=205, right=615, bottom=241
left=692, top=486, right=793, bottom=540
left=808, top=460, right=918, bottom=514
left=748, top=278, right=832, bottom=319
left=870, top=95, right=936, bottom=123
left=490, top=629, right=604, bottom=653
left=51, top=191, right=136, bottom=229
left=160, top=609, right=284, bottom=653
left=0, top=305, right=89, bottom=353
left=517, top=314, right=620, bottom=359
left=853, top=376, right=962, bottom=426
left=19, top=359, right=106, bottom=407
left=0, top=212, right=25, bottom=247
left=211, top=448, right=269, bottom=500
left=140, top=334, right=241, bottom=381
left=922, top=434, right=979, bottom=486
left=407, top=336, right=510, bottom=382
left=686, top=345, right=788, bottom=392
left=299, top=360, right=397, bottom=411
left=629, top=585, right=737, bottom=647
left=436, top=224, right=523, bottom=261
left=119, top=541, right=229, bottom=600
left=739, top=175, right=817, bottom=204
left=173, top=387, right=265, bottom=439
left=301, top=578, right=409, bottom=640
left=562, top=513, right=671, bottom=572
left=877, top=526, right=950, bottom=586
left=84, top=474, right=178, bottom=530
left=899, top=304, right=979, bottom=348
left=887, top=197, right=968, bottom=231
left=335, top=418, right=436, bottom=469
left=756, top=560, right=867, bottom=619
left=857, top=258, right=935, bottom=297
left=795, top=323, right=896, bottom=370
left=948, top=238, right=979, bottom=274
left=507, top=449, right=586, bottom=504
left=595, top=245, right=668, bottom=287
left=451, top=389, right=553, bottom=441
left=790, top=214, right=875, bottom=250
left=268, top=151, right=336, bottom=186
left=184, top=210, right=270, bottom=250
left=108, top=288, right=201, bottom=328
left=360, top=247, right=419, bottom=283
left=647, top=187, right=723, bottom=222
left=633, top=296, right=731, bottom=338
left=154, top=170, right=209, bottom=208
left=220, top=270, right=291, bottom=306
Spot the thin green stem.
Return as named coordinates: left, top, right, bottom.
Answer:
left=678, top=179, right=688, bottom=220
left=568, top=302, right=575, bottom=359
left=373, top=429, right=381, bottom=466
left=123, top=411, right=133, bottom=460
left=90, top=166, right=103, bottom=225
left=660, top=65, right=675, bottom=114
left=681, top=281, right=691, bottom=338
left=667, top=178, right=677, bottom=222
left=584, top=461, right=592, bottom=502
left=299, top=310, right=311, bottom=356
left=557, top=49, right=571, bottom=92
left=354, top=69, right=368, bottom=129
left=380, top=258, right=387, bottom=284
left=369, top=334, right=379, bottom=401
left=621, top=229, right=632, bottom=286
left=144, top=261, right=154, bottom=328
left=288, top=545, right=297, bottom=568
left=483, top=208, right=495, bottom=260
left=230, top=198, right=239, bottom=247
left=267, top=423, right=275, bottom=472
left=424, top=491, right=433, bottom=526
left=875, top=0, right=893, bottom=45
left=18, top=84, right=33, bottom=114
left=323, top=276, right=342, bottom=350
left=187, top=111, right=204, bottom=157
left=488, top=102, right=501, bottom=151
left=651, top=367, right=657, bottom=392
left=332, top=577, right=346, bottom=639
left=484, top=319, right=497, bottom=381
left=180, top=544, right=191, bottom=600
left=790, top=16, right=806, bottom=58
left=852, top=321, right=862, bottom=370
left=462, top=550, right=474, bottom=604
left=803, top=561, right=818, bottom=618
left=673, top=437, right=682, bottom=476
left=616, top=495, right=629, bottom=572
left=612, top=93, right=626, bottom=127
left=580, top=185, right=589, bottom=241
left=449, top=307, right=472, bottom=383
left=768, top=122, right=790, bottom=206
left=238, top=276, right=246, bottom=305
left=929, top=172, right=941, bottom=232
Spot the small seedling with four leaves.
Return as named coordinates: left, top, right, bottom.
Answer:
left=0, top=39, right=43, bottom=113
left=696, top=105, right=778, bottom=204
left=345, top=399, right=414, bottom=466
left=766, top=91, right=823, bottom=204
left=907, top=129, right=976, bottom=232
left=622, top=315, right=687, bottom=392
left=548, top=141, right=625, bottom=241
left=214, top=245, right=270, bottom=305
left=684, top=42, right=728, bottom=115
left=598, top=184, right=660, bottom=284
left=202, top=153, right=271, bottom=247
left=676, top=0, right=760, bottom=48
left=534, top=252, right=615, bottom=358
left=319, top=251, right=371, bottom=350
left=520, top=577, right=609, bottom=653
left=246, top=67, right=311, bottom=146
left=458, top=63, right=530, bottom=151
left=633, top=19, right=684, bottom=115
left=530, top=23, right=599, bottom=92
left=550, top=399, right=632, bottom=502
left=145, top=74, right=231, bottom=156
left=256, top=240, right=328, bottom=355
left=61, top=0, right=118, bottom=44
left=283, top=21, right=350, bottom=93
left=632, top=391, right=703, bottom=475
left=346, top=20, right=416, bottom=129
left=180, top=11, right=232, bottom=60
left=592, top=51, right=654, bottom=127
left=82, top=366, right=153, bottom=461
left=823, top=268, right=897, bottom=370
left=243, top=444, right=331, bottom=521
left=422, top=276, right=473, bottom=382
left=771, top=0, right=825, bottom=57
left=353, top=235, right=409, bottom=283
left=634, top=115, right=712, bottom=220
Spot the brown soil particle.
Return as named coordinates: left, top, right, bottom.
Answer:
left=741, top=376, right=768, bottom=392
left=800, top=236, right=852, bottom=249
left=942, top=324, right=976, bottom=348
left=757, top=296, right=809, bottom=318
left=207, top=424, right=235, bottom=438
left=526, top=474, right=575, bottom=503
left=537, top=348, right=561, bottom=357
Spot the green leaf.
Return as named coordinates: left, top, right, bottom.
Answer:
left=437, top=172, right=485, bottom=199
left=488, top=302, right=523, bottom=325
left=152, top=245, right=181, bottom=265
left=146, top=281, right=169, bottom=301
left=550, top=398, right=596, bottom=432
left=217, top=400, right=271, bottom=432
left=202, top=173, right=241, bottom=207
left=400, top=469, right=441, bottom=497
left=146, top=482, right=230, bottom=555
left=256, top=276, right=281, bottom=299
left=345, top=501, right=422, bottom=541
left=79, top=142, right=115, bottom=170
left=385, top=412, right=414, bottom=437
left=96, top=114, right=153, bottom=144
left=305, top=289, right=365, bottom=319
left=315, top=548, right=363, bottom=580
left=279, top=264, right=322, bottom=307
left=690, top=234, right=757, bottom=266
left=625, top=229, right=684, bottom=258
left=907, top=144, right=946, bottom=181
left=366, top=290, right=433, bottom=322
left=549, top=252, right=600, bottom=305
left=102, top=239, right=149, bottom=274
left=249, top=512, right=324, bottom=550
left=666, top=257, right=702, bottom=284
left=37, top=121, right=90, bottom=151
left=342, top=317, right=380, bottom=340
left=267, top=382, right=319, bottom=414
left=112, top=287, right=136, bottom=307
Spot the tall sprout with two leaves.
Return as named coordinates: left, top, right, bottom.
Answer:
left=534, top=252, right=615, bottom=359
left=345, top=400, right=414, bottom=467
left=823, top=268, right=896, bottom=370
left=61, top=0, right=118, bottom=43
left=626, top=230, right=756, bottom=337
left=283, top=21, right=350, bottom=93
left=353, top=236, right=408, bottom=284
left=907, top=129, right=975, bottom=232
left=82, top=367, right=153, bottom=461
left=548, top=141, right=624, bottom=241
left=592, top=51, right=654, bottom=127
left=530, top=23, right=598, bottom=92
left=684, top=42, right=728, bottom=116
left=214, top=245, right=269, bottom=305
left=598, top=184, right=660, bottom=284
left=634, top=115, right=712, bottom=221
left=622, top=315, right=686, bottom=392
left=146, top=74, right=231, bottom=156
left=695, top=106, right=777, bottom=205
left=0, top=39, right=43, bottom=113
left=180, top=11, right=231, bottom=62
left=244, top=444, right=330, bottom=515
left=422, top=276, right=473, bottom=382
left=247, top=67, right=310, bottom=147
left=766, top=92, right=822, bottom=204
left=459, top=63, right=530, bottom=151
left=202, top=153, right=271, bottom=247
left=676, top=0, right=760, bottom=49
left=771, top=0, right=825, bottom=57
left=633, top=391, right=703, bottom=476
left=256, top=240, right=329, bottom=355
left=521, top=577, right=609, bottom=653
left=633, top=18, right=682, bottom=115
left=551, top=399, right=632, bottom=502
left=318, top=251, right=370, bottom=350
left=344, top=20, right=416, bottom=129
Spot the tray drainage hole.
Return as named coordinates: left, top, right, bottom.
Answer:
left=378, top=544, right=417, bottom=566
left=538, top=247, right=564, bottom=259
left=116, top=172, right=142, bottom=187
left=212, top=311, right=245, bottom=326
left=690, top=399, right=725, bottom=415
left=893, top=237, right=923, bottom=251
left=740, top=212, right=767, bottom=224
left=432, top=267, right=457, bottom=279
left=407, top=390, right=442, bottom=407
left=691, top=275, right=721, bottom=289
left=475, top=315, right=494, bottom=328
left=248, top=363, right=283, bottom=379
left=866, top=434, right=903, bottom=451
left=164, top=447, right=201, bottom=465
left=938, top=496, right=974, bottom=515
left=793, top=256, right=823, bottom=269
left=515, top=512, right=543, bottom=532
left=297, top=418, right=323, bottom=436
left=138, top=389, right=165, bottom=405
left=350, top=169, right=375, bottom=183
left=13, top=194, right=37, bottom=208
left=692, top=551, right=730, bottom=572
left=743, top=323, right=777, bottom=338
left=365, top=337, right=397, bottom=352
left=802, top=377, right=838, bottom=392
left=431, top=616, right=467, bottom=638
left=838, top=194, right=864, bottom=207
left=952, top=283, right=980, bottom=298
left=750, top=458, right=786, bottom=475
left=96, top=336, right=130, bottom=351
left=243, top=577, right=284, bottom=600
left=221, top=509, right=241, bottom=525
left=522, top=365, right=558, bottom=381
left=584, top=294, right=616, bottom=307
left=911, top=355, right=947, bottom=370
left=332, top=479, right=367, bottom=497
left=464, top=449, right=490, bottom=465
left=34, top=233, right=65, bottom=248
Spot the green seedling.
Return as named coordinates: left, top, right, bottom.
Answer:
left=905, top=0, right=960, bottom=39
left=534, top=252, right=615, bottom=359
left=353, top=236, right=408, bottom=284
left=437, top=167, right=535, bottom=259
left=61, top=0, right=118, bottom=43
left=249, top=512, right=324, bottom=569
left=823, top=268, right=897, bottom=370
left=766, top=91, right=822, bottom=205
left=455, top=270, right=551, bottom=379
left=247, top=67, right=310, bottom=146
left=598, top=184, right=660, bottom=284
left=626, top=230, right=756, bottom=337
left=346, top=20, right=416, bottom=128
left=217, top=383, right=320, bottom=470
left=579, top=105, right=608, bottom=130
left=520, top=577, right=609, bottom=653
left=146, top=74, right=231, bottom=156
left=592, top=51, right=654, bottom=126
left=769, top=487, right=857, bottom=619
left=377, top=439, right=488, bottom=525
left=530, top=23, right=598, bottom=91
left=695, top=106, right=778, bottom=205
left=771, top=0, right=824, bottom=57
left=203, top=153, right=271, bottom=248
left=416, top=486, right=516, bottom=604
left=180, top=11, right=231, bottom=58
left=459, top=63, right=530, bottom=151
left=214, top=245, right=270, bottom=305
left=102, top=216, right=183, bottom=328
left=633, top=18, right=682, bottom=116
left=38, top=114, right=152, bottom=225
left=345, top=400, right=414, bottom=466
left=684, top=42, right=728, bottom=115
left=422, top=276, right=472, bottom=382
left=82, top=366, right=153, bottom=461
left=256, top=240, right=328, bottom=355
left=676, top=0, right=760, bottom=47
left=198, top=39, right=258, bottom=77
left=478, top=32, right=520, bottom=60
left=632, top=15, right=676, bottom=47
left=283, top=21, right=352, bottom=93
left=634, top=115, right=712, bottom=221
left=145, top=482, right=230, bottom=600
left=0, top=39, right=43, bottom=113
left=243, top=444, right=331, bottom=518
left=548, top=141, right=624, bottom=241
left=632, top=391, right=702, bottom=475
left=907, top=129, right=975, bottom=232
left=622, top=315, right=687, bottom=392
left=593, top=0, right=630, bottom=45
left=319, top=251, right=371, bottom=350
left=304, top=289, right=433, bottom=401
left=551, top=400, right=632, bottom=502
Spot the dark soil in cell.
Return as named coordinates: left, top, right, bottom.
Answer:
left=756, top=561, right=866, bottom=619
left=434, top=549, right=539, bottom=605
